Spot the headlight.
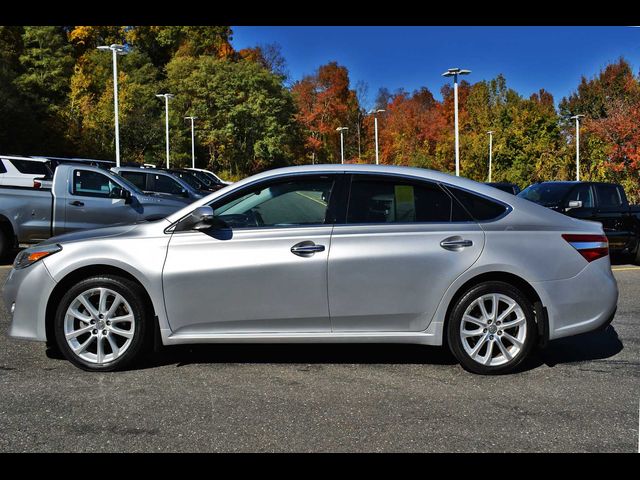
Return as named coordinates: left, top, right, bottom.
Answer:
left=13, top=244, right=62, bottom=270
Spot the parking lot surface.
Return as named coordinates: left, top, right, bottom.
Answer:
left=0, top=262, right=638, bottom=452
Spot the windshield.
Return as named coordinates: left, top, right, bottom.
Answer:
left=518, top=183, right=574, bottom=206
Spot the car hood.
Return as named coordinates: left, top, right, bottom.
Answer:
left=40, top=220, right=169, bottom=247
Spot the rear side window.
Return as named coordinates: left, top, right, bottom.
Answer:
left=595, top=184, right=623, bottom=208
left=120, top=171, right=147, bottom=190
left=446, top=186, right=508, bottom=221
left=347, top=176, right=465, bottom=223
left=8, top=159, right=49, bottom=175
left=151, top=174, right=185, bottom=195
left=0, top=160, right=6, bottom=174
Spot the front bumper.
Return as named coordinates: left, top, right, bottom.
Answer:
left=2, top=261, right=57, bottom=341
left=532, top=258, right=618, bottom=340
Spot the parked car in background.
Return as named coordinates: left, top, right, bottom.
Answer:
left=3, top=165, right=618, bottom=375
left=169, top=169, right=225, bottom=193
left=0, top=164, right=188, bottom=258
left=486, top=182, right=521, bottom=195
left=187, top=167, right=232, bottom=186
left=111, top=167, right=204, bottom=203
left=0, top=155, right=54, bottom=188
left=518, top=181, right=640, bottom=264
left=182, top=168, right=228, bottom=191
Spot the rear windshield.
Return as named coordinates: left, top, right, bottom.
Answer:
left=518, top=183, right=574, bottom=206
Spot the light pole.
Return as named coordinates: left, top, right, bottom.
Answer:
left=487, top=131, right=494, bottom=182
left=156, top=93, right=175, bottom=168
left=369, top=109, right=385, bottom=165
left=185, top=116, right=197, bottom=169
left=570, top=114, right=585, bottom=181
left=442, top=67, right=471, bottom=176
left=336, top=127, right=348, bottom=164
left=97, top=44, right=127, bottom=167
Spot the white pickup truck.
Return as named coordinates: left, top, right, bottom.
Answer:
left=0, top=164, right=192, bottom=258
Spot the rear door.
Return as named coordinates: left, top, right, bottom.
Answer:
left=328, top=174, right=486, bottom=332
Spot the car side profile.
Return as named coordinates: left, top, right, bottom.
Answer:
left=3, top=165, right=618, bottom=374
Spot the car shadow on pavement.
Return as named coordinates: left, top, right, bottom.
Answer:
left=136, top=343, right=460, bottom=370
left=523, top=325, right=623, bottom=371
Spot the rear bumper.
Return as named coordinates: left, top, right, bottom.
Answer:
left=532, top=258, right=618, bottom=340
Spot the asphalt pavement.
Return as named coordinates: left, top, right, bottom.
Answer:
left=0, top=262, right=637, bottom=452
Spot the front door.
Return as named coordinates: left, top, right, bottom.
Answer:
left=162, top=174, right=339, bottom=335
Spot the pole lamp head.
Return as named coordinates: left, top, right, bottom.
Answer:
left=368, top=109, right=386, bottom=115
left=570, top=114, right=585, bottom=121
left=442, top=68, right=471, bottom=78
left=336, top=127, right=348, bottom=132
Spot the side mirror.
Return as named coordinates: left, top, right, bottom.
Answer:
left=181, top=189, right=190, bottom=198
left=566, top=200, right=583, bottom=210
left=177, top=206, right=228, bottom=231
left=111, top=186, right=132, bottom=204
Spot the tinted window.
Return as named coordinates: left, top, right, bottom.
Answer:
left=595, top=184, right=623, bottom=208
left=9, top=159, right=50, bottom=175
left=151, top=174, right=185, bottom=195
left=120, top=171, right=147, bottom=190
left=211, top=177, right=335, bottom=228
left=447, top=186, right=508, bottom=221
left=72, top=170, right=119, bottom=198
left=176, top=172, right=204, bottom=190
left=347, top=177, right=457, bottom=223
left=567, top=184, right=594, bottom=208
left=0, top=160, right=6, bottom=174
left=518, top=183, right=574, bottom=206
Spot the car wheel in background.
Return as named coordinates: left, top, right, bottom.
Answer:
left=447, top=281, right=537, bottom=375
left=54, top=275, right=152, bottom=372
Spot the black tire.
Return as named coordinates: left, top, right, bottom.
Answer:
left=54, top=275, right=152, bottom=372
left=634, top=243, right=640, bottom=266
left=447, top=281, right=537, bottom=375
left=0, top=225, right=10, bottom=261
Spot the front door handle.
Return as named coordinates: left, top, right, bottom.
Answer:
left=440, top=237, right=473, bottom=251
left=69, top=201, right=84, bottom=207
left=291, top=241, right=325, bottom=257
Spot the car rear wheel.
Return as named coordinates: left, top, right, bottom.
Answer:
left=54, top=275, right=152, bottom=372
left=447, top=281, right=537, bottom=375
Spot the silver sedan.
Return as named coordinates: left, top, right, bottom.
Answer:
left=3, top=165, right=618, bottom=374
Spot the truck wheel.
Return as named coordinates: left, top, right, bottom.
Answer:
left=634, top=244, right=640, bottom=266
left=0, top=225, right=10, bottom=261
left=447, top=281, right=537, bottom=375
left=53, top=275, right=153, bottom=372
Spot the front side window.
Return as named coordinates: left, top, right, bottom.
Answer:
left=346, top=176, right=456, bottom=224
left=210, top=176, right=335, bottom=228
left=566, top=184, right=594, bottom=208
left=72, top=170, right=119, bottom=198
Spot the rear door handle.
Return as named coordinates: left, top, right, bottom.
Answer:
left=69, top=201, right=84, bottom=207
left=440, top=237, right=473, bottom=251
left=291, top=241, right=325, bottom=257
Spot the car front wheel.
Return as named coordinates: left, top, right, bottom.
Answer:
left=54, top=275, right=151, bottom=372
left=447, top=281, right=537, bottom=375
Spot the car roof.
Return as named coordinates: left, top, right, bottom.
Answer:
left=1, top=155, right=49, bottom=163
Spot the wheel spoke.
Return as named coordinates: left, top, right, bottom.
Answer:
left=463, top=314, right=487, bottom=328
left=72, top=335, right=94, bottom=354
left=470, top=333, right=489, bottom=358
left=105, top=294, right=124, bottom=320
left=491, top=294, right=498, bottom=320
left=65, top=324, right=94, bottom=340
left=501, top=315, right=526, bottom=329
left=495, top=336, right=512, bottom=361
left=497, top=303, right=516, bottom=323
left=483, top=339, right=494, bottom=365
left=110, top=313, right=134, bottom=324
left=502, top=331, right=523, bottom=349
left=477, top=298, right=491, bottom=322
left=98, top=288, right=108, bottom=315
left=110, top=326, right=133, bottom=339
left=96, top=335, right=104, bottom=363
left=107, top=335, right=120, bottom=358
left=69, top=307, right=93, bottom=324
left=78, top=294, right=99, bottom=319
left=461, top=327, right=484, bottom=338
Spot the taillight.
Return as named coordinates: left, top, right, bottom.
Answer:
left=562, top=234, right=609, bottom=262
left=33, top=179, right=41, bottom=188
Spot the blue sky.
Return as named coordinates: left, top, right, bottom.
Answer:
left=231, top=26, right=640, bottom=108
